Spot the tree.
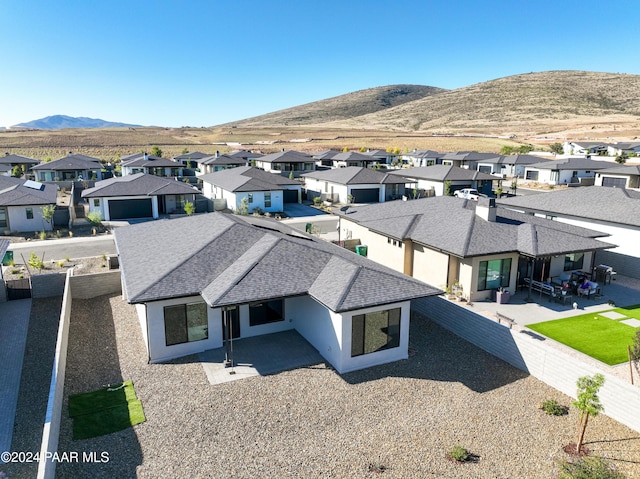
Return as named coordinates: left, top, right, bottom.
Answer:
left=183, top=201, right=195, bottom=216
left=182, top=147, right=189, bottom=154
left=517, top=144, right=534, bottom=154
left=444, top=180, right=452, bottom=197
left=236, top=197, right=249, bottom=215
left=573, top=373, right=605, bottom=453
left=359, top=146, right=367, bottom=152
left=86, top=211, right=103, bottom=227
left=550, top=142, right=564, bottom=155
left=11, top=164, right=23, bottom=177
left=288, top=171, right=294, bottom=180
left=510, top=179, right=518, bottom=194
left=151, top=146, right=163, bottom=157
left=615, top=152, right=628, bottom=164
left=342, top=146, right=349, bottom=152
left=41, top=204, right=56, bottom=229
left=500, top=145, right=515, bottom=155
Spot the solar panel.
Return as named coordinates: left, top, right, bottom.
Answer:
left=23, top=180, right=45, bottom=191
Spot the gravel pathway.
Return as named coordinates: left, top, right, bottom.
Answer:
left=55, top=294, right=640, bottom=479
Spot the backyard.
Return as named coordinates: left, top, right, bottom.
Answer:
left=527, top=305, right=640, bottom=365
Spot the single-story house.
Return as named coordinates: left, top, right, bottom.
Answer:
left=226, top=149, right=263, bottom=163
left=594, top=165, right=640, bottom=189
left=389, top=165, right=496, bottom=196
left=0, top=164, right=11, bottom=176
left=172, top=151, right=211, bottom=166
left=0, top=176, right=57, bottom=232
left=400, top=150, right=443, bottom=167
left=319, top=151, right=381, bottom=169
left=563, top=141, right=609, bottom=156
left=31, top=153, right=103, bottom=182
left=334, top=196, right=613, bottom=302
left=497, top=186, right=640, bottom=278
left=361, top=149, right=397, bottom=165
left=523, top=157, right=613, bottom=185
left=607, top=142, right=640, bottom=157
left=198, top=154, right=248, bottom=175
left=200, top=166, right=301, bottom=213
left=312, top=150, right=341, bottom=167
left=254, top=150, right=315, bottom=178
left=476, top=154, right=551, bottom=178
left=114, top=213, right=440, bottom=372
left=0, top=153, right=39, bottom=176
left=81, top=173, right=199, bottom=221
left=302, top=167, right=407, bottom=203
left=121, top=153, right=183, bottom=177
left=439, top=152, right=502, bottom=170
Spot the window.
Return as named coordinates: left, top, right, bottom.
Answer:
left=175, top=195, right=185, bottom=210
left=93, top=199, right=100, bottom=207
left=26, top=207, right=34, bottom=220
left=351, top=308, right=401, bottom=357
left=249, top=299, right=284, bottom=326
left=164, top=302, right=208, bottom=346
left=564, top=253, right=584, bottom=271
left=264, top=192, right=271, bottom=208
left=324, top=182, right=329, bottom=193
left=247, top=193, right=253, bottom=204
left=526, top=170, right=539, bottom=181
left=0, top=207, right=6, bottom=228
left=478, top=258, right=512, bottom=291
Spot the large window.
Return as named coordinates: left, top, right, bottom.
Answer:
left=478, top=258, right=512, bottom=291
left=249, top=299, right=284, bottom=326
left=351, top=308, right=401, bottom=357
left=0, top=207, right=7, bottom=228
left=164, top=302, right=208, bottom=346
left=564, top=253, right=584, bottom=271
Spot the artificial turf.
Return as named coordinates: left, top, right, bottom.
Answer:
left=527, top=307, right=639, bottom=365
left=69, top=380, right=145, bottom=440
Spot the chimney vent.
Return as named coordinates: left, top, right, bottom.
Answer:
left=476, top=197, right=496, bottom=222
left=144, top=152, right=149, bottom=161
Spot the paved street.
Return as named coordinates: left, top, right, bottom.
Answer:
left=8, top=236, right=116, bottom=263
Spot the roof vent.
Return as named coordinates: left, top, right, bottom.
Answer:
left=144, top=152, right=149, bottom=161
left=68, top=151, right=73, bottom=156
left=476, top=197, right=496, bottom=222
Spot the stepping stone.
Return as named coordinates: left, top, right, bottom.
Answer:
left=600, top=311, right=627, bottom=320
left=620, top=318, right=640, bottom=328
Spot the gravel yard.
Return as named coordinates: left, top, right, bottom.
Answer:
left=55, top=294, right=640, bottom=479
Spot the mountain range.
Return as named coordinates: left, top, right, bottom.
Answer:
left=13, top=115, right=141, bottom=130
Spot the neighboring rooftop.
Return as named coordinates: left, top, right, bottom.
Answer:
left=200, top=166, right=300, bottom=192
left=302, top=166, right=407, bottom=185
left=526, top=157, right=613, bottom=170
left=497, top=186, right=640, bottom=228
left=257, top=150, right=313, bottom=163
left=31, top=154, right=101, bottom=171
left=81, top=173, right=198, bottom=198
left=336, top=196, right=613, bottom=258
left=0, top=153, right=39, bottom=166
left=172, top=151, right=210, bottom=161
left=114, top=212, right=441, bottom=310
left=0, top=176, right=57, bottom=206
left=389, top=165, right=496, bottom=181
left=121, top=154, right=181, bottom=168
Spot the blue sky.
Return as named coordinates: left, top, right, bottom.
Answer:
left=1, top=0, right=638, bottom=128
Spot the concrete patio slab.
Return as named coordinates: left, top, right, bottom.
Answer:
left=621, top=318, right=640, bottom=328
left=198, top=330, right=324, bottom=385
left=600, top=311, right=628, bottom=320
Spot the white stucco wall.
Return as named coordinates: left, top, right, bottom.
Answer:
left=7, top=205, right=52, bottom=232
left=135, top=303, right=149, bottom=358
left=144, top=295, right=222, bottom=363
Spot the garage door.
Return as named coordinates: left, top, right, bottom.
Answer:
left=283, top=189, right=299, bottom=203
left=108, top=198, right=153, bottom=220
left=352, top=188, right=380, bottom=203
left=601, top=177, right=626, bottom=188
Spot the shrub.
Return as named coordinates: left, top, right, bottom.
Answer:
left=38, top=230, right=47, bottom=240
left=449, top=445, right=470, bottom=462
left=28, top=253, right=45, bottom=269
left=183, top=201, right=195, bottom=216
left=557, top=456, right=624, bottom=479
left=540, top=398, right=569, bottom=416
left=57, top=261, right=65, bottom=268
left=86, top=211, right=102, bottom=226
left=313, top=196, right=323, bottom=206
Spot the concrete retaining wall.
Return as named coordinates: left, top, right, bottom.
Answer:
left=37, top=270, right=73, bottom=479
left=69, top=270, right=121, bottom=298
left=413, top=296, right=640, bottom=433
left=31, top=273, right=67, bottom=298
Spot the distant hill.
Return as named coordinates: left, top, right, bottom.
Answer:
left=13, top=115, right=142, bottom=130
left=219, top=71, right=640, bottom=135
left=222, top=85, right=445, bottom=127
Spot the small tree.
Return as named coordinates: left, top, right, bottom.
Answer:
left=444, top=180, right=452, bottom=196
left=12, top=164, right=23, bottom=177
left=236, top=197, right=249, bottom=215
left=86, top=211, right=102, bottom=227
left=550, top=142, right=564, bottom=155
left=182, top=147, right=189, bottom=154
left=342, top=146, right=349, bottom=152
left=151, top=146, right=163, bottom=157
left=288, top=171, right=294, bottom=180
left=500, top=145, right=515, bottom=155
left=630, top=329, right=640, bottom=384
left=615, top=152, right=628, bottom=164
left=573, top=373, right=605, bottom=454
left=359, top=146, right=367, bottom=152
left=41, top=204, right=56, bottom=229
left=517, top=144, right=534, bottom=154
left=183, top=201, right=195, bottom=216
left=510, top=179, right=518, bottom=194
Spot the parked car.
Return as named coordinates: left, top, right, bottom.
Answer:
left=453, top=188, right=480, bottom=200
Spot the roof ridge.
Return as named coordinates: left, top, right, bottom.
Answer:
left=332, top=262, right=362, bottom=311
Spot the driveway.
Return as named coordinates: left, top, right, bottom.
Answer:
left=283, top=203, right=328, bottom=218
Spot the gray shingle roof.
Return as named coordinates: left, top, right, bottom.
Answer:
left=173, top=151, right=210, bottom=160
left=0, top=154, right=39, bottom=166
left=337, top=196, right=613, bottom=258
left=114, top=212, right=440, bottom=311
left=81, top=173, right=197, bottom=198
left=597, top=165, right=640, bottom=175
left=483, top=154, right=552, bottom=165
left=121, top=155, right=181, bottom=168
left=389, top=165, right=496, bottom=181
left=227, top=150, right=263, bottom=160
left=31, top=154, right=101, bottom=171
left=0, top=176, right=57, bottom=206
left=200, top=154, right=248, bottom=167
left=200, top=166, right=300, bottom=192
left=257, top=150, right=313, bottom=163
left=312, top=150, right=341, bottom=160
left=497, top=186, right=640, bottom=227
left=527, top=157, right=613, bottom=170
left=302, top=166, right=407, bottom=185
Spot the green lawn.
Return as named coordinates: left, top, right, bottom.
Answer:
left=527, top=307, right=639, bottom=365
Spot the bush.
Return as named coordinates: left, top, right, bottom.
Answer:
left=449, top=445, right=470, bottom=462
left=313, top=196, right=323, bottom=206
left=557, top=456, right=624, bottom=479
left=183, top=201, right=195, bottom=216
left=86, top=211, right=102, bottom=226
left=540, top=398, right=569, bottom=416
left=28, top=253, right=45, bottom=270
left=38, top=230, right=47, bottom=240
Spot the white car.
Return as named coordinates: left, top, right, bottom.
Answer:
left=453, top=188, right=480, bottom=201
